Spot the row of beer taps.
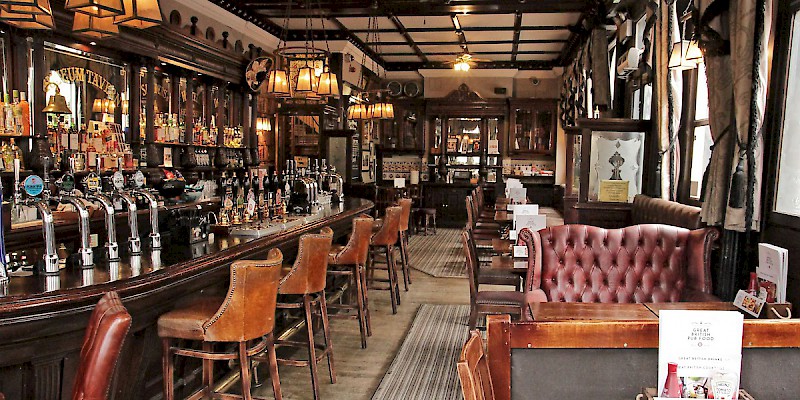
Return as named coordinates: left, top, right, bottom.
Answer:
left=1, top=157, right=161, bottom=283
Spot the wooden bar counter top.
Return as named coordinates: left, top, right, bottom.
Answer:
left=0, top=198, right=374, bottom=400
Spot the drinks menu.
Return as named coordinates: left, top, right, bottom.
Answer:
left=657, top=310, right=744, bottom=399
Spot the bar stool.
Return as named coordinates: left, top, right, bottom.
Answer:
left=397, top=198, right=413, bottom=290
left=270, top=228, right=334, bottom=400
left=367, top=205, right=403, bottom=314
left=327, top=214, right=374, bottom=348
left=72, top=291, right=131, bottom=400
left=158, top=251, right=284, bottom=400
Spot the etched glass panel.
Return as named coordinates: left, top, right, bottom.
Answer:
left=588, top=130, right=645, bottom=202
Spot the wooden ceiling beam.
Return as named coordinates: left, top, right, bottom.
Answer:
left=386, top=13, right=428, bottom=63
left=510, top=11, right=522, bottom=62
left=246, top=0, right=589, bottom=16
left=347, top=26, right=570, bottom=33
left=365, top=39, right=569, bottom=46
left=384, top=60, right=556, bottom=71
left=328, top=16, right=388, bottom=67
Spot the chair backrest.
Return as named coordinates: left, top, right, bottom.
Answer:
left=72, top=291, right=132, bottom=400
left=465, top=196, right=476, bottom=229
left=203, top=249, right=284, bottom=342
left=371, top=206, right=401, bottom=246
left=457, top=330, right=496, bottom=400
left=279, top=228, right=334, bottom=295
left=398, top=198, right=412, bottom=232
left=330, top=214, right=374, bottom=266
left=632, top=194, right=703, bottom=229
left=461, top=230, right=479, bottom=304
left=530, top=224, right=717, bottom=303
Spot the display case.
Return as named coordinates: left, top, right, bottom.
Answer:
left=508, top=99, right=557, bottom=156
left=379, top=99, right=423, bottom=153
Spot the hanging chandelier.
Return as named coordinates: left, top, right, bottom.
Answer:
left=352, top=9, right=393, bottom=120
left=267, top=0, right=340, bottom=100
left=0, top=0, right=162, bottom=36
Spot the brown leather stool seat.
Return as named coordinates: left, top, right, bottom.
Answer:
left=396, top=198, right=413, bottom=290
left=367, top=206, right=403, bottom=314
left=72, top=291, right=132, bottom=400
left=416, top=207, right=437, bottom=235
left=159, top=250, right=284, bottom=400
left=327, top=214, right=374, bottom=348
left=272, top=228, right=335, bottom=400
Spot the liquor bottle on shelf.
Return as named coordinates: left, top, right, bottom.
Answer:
left=2, top=140, right=14, bottom=172
left=18, top=92, right=29, bottom=137
left=178, top=114, right=185, bottom=143
left=12, top=90, right=21, bottom=135
left=4, top=93, right=14, bottom=134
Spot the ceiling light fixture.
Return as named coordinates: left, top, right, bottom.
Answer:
left=453, top=53, right=472, bottom=71
left=668, top=3, right=703, bottom=70
left=65, top=0, right=125, bottom=17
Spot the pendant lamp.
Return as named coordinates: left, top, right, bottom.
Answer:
left=73, top=13, right=118, bottom=38
left=266, top=69, right=290, bottom=97
left=668, top=40, right=702, bottom=70
left=0, top=6, right=53, bottom=28
left=113, top=0, right=161, bottom=28
left=294, top=65, right=317, bottom=93
left=316, top=68, right=339, bottom=96
left=92, top=98, right=103, bottom=113
left=1, top=0, right=51, bottom=15
left=65, top=0, right=124, bottom=17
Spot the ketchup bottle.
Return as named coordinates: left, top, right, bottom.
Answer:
left=661, top=362, right=683, bottom=398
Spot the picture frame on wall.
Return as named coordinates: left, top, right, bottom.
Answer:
left=361, top=150, right=370, bottom=171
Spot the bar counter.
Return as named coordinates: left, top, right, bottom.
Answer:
left=0, top=198, right=374, bottom=400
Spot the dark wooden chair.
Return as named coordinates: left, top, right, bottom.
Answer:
left=72, top=291, right=132, bottom=400
left=367, top=206, right=403, bottom=314
left=457, top=330, right=496, bottom=400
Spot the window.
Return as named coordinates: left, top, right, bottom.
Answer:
left=689, top=63, right=711, bottom=200
left=775, top=12, right=800, bottom=217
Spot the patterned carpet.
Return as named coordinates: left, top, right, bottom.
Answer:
left=408, top=207, right=563, bottom=278
left=371, top=305, right=469, bottom=400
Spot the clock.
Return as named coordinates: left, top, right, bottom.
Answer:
left=386, top=81, right=403, bottom=97
left=403, top=81, right=421, bottom=97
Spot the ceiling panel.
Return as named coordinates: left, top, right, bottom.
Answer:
left=519, top=30, right=572, bottom=41
left=337, top=16, right=395, bottom=30
left=382, top=55, right=424, bottom=62
left=517, top=54, right=560, bottom=61
left=369, top=44, right=415, bottom=54
left=468, top=43, right=513, bottom=53
left=418, top=44, right=464, bottom=54
left=408, top=31, right=460, bottom=43
left=397, top=15, right=453, bottom=29
left=463, top=30, right=514, bottom=42
left=521, top=12, right=581, bottom=27
left=477, top=54, right=512, bottom=61
left=426, top=54, right=456, bottom=62
left=457, top=14, right=515, bottom=28
left=354, top=31, right=407, bottom=43
left=517, top=42, right=565, bottom=52
left=268, top=18, right=328, bottom=30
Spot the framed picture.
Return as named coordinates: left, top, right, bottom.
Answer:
left=447, top=137, right=458, bottom=152
left=361, top=150, right=370, bottom=171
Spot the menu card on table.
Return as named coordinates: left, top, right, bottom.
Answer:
left=657, top=310, right=743, bottom=399
left=757, top=243, right=788, bottom=303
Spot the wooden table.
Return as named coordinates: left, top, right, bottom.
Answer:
left=494, top=210, right=513, bottom=223
left=490, top=255, right=527, bottom=274
left=492, top=238, right=513, bottom=253
left=528, top=302, right=658, bottom=321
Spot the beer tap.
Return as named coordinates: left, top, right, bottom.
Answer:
left=111, top=170, right=142, bottom=255
left=82, top=169, right=119, bottom=261
left=129, top=170, right=161, bottom=250
left=14, top=158, right=58, bottom=274
left=329, top=165, right=344, bottom=203
left=54, top=167, right=93, bottom=269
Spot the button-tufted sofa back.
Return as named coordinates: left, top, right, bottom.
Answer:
left=525, top=224, right=719, bottom=304
left=632, top=194, right=703, bottom=230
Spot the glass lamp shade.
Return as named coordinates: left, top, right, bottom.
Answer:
left=73, top=13, right=119, bottom=38
left=266, top=69, right=290, bottom=97
left=1, top=0, right=51, bottom=15
left=0, top=7, right=54, bottom=28
left=316, top=71, right=339, bottom=96
left=104, top=99, right=115, bottom=113
left=113, top=0, right=161, bottom=28
left=65, top=0, right=124, bottom=17
left=348, top=104, right=369, bottom=120
left=371, top=102, right=394, bottom=119
left=668, top=40, right=699, bottom=70
left=92, top=98, right=103, bottom=112
left=295, top=66, right=317, bottom=93
left=685, top=40, right=703, bottom=62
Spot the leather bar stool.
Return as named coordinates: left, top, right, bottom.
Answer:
left=397, top=198, right=413, bottom=291
left=270, top=228, right=334, bottom=400
left=72, top=291, right=131, bottom=400
left=158, top=251, right=284, bottom=400
left=327, top=214, right=374, bottom=348
left=367, top=205, right=403, bottom=314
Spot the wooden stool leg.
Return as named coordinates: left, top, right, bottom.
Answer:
left=353, top=263, right=368, bottom=348
left=384, top=246, right=398, bottom=314
left=402, top=231, right=412, bottom=285
left=319, top=293, right=336, bottom=384
left=398, top=235, right=409, bottom=292
left=202, top=342, right=214, bottom=395
left=238, top=341, right=253, bottom=400
left=388, top=246, right=401, bottom=306
left=266, top=333, right=283, bottom=400
left=360, top=263, right=372, bottom=336
left=424, top=215, right=429, bottom=236
left=304, top=295, right=321, bottom=400
left=162, top=338, right=174, bottom=400
left=432, top=214, right=437, bottom=234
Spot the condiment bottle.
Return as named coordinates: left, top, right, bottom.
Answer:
left=661, top=362, right=683, bottom=398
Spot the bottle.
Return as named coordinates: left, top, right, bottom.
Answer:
left=2, top=141, right=14, bottom=172
left=12, top=90, right=21, bottom=135
left=0, top=94, right=5, bottom=133
left=661, top=362, right=683, bottom=398
left=11, top=138, right=23, bottom=170
left=18, top=92, right=30, bottom=136
left=747, top=272, right=759, bottom=296
left=4, top=93, right=14, bottom=133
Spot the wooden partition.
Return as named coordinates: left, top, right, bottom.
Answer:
left=486, top=314, right=800, bottom=400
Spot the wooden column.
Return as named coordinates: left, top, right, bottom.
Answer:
left=185, top=75, right=195, bottom=145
